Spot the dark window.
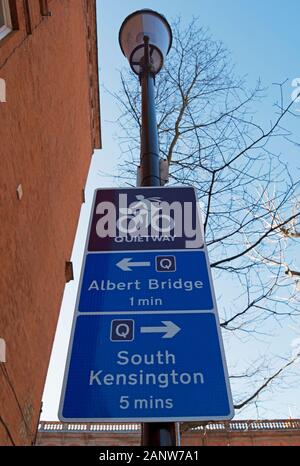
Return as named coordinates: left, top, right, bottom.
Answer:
left=39, top=0, right=50, bottom=17
left=0, top=0, right=12, bottom=40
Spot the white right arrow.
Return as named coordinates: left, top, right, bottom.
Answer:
left=140, top=321, right=181, bottom=339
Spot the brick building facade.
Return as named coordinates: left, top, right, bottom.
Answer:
left=0, top=0, right=101, bottom=446
left=36, top=420, right=300, bottom=446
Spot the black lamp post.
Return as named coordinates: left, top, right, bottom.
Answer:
left=119, top=9, right=172, bottom=187
left=119, top=9, right=176, bottom=446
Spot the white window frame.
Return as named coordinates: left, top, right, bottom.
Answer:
left=0, top=0, right=12, bottom=40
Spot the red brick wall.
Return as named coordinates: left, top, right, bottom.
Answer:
left=35, top=422, right=300, bottom=447
left=37, top=432, right=141, bottom=447
left=36, top=429, right=300, bottom=447
left=181, top=430, right=300, bottom=446
left=0, top=0, right=100, bottom=446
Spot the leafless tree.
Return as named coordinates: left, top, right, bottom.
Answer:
left=109, top=18, right=300, bottom=420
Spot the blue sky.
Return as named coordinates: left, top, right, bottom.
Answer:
left=41, top=0, right=300, bottom=422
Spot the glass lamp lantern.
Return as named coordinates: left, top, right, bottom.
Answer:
left=119, top=9, right=172, bottom=75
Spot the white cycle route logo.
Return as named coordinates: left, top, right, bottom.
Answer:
left=118, top=195, right=168, bottom=235
left=94, top=193, right=202, bottom=248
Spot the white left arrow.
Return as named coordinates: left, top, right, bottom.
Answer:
left=116, top=257, right=151, bottom=272
left=140, top=321, right=181, bottom=339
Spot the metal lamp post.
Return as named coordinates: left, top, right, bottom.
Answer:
left=119, top=9, right=176, bottom=446
left=119, top=9, right=172, bottom=187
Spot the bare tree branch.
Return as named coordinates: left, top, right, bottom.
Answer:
left=110, top=17, right=300, bottom=414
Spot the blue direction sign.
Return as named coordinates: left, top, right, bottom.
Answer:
left=59, top=187, right=234, bottom=423
left=78, top=250, right=214, bottom=313
left=59, top=313, right=234, bottom=422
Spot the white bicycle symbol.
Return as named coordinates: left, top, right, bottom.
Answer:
left=117, top=195, right=174, bottom=235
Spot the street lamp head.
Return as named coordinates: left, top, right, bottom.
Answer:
left=119, top=9, right=172, bottom=76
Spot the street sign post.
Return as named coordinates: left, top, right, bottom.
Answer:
left=78, top=250, right=214, bottom=313
left=60, top=313, right=232, bottom=421
left=87, top=187, right=203, bottom=251
left=59, top=187, right=234, bottom=422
